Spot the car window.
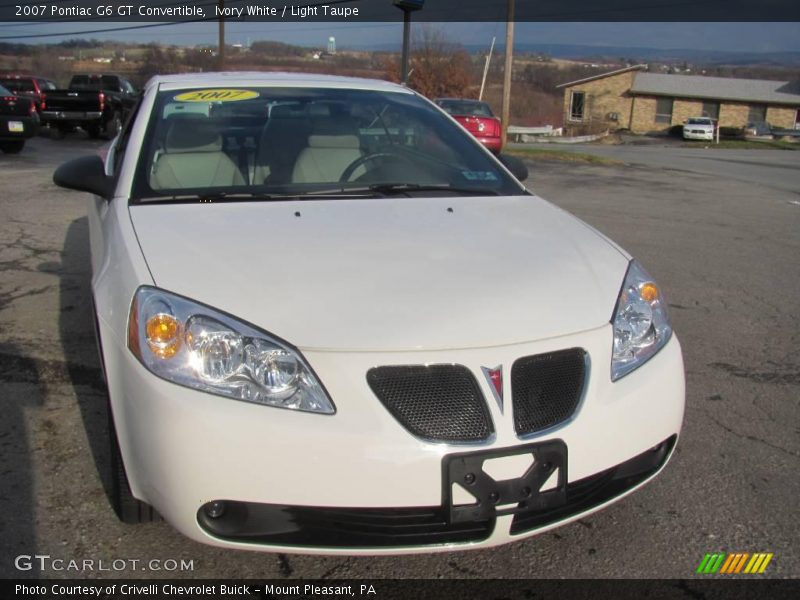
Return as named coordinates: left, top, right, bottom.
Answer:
left=438, top=100, right=494, bottom=118
left=1, top=78, right=35, bottom=93
left=0, top=84, right=12, bottom=95
left=687, top=118, right=711, bottom=125
left=132, top=87, right=525, bottom=202
left=111, top=98, right=143, bottom=178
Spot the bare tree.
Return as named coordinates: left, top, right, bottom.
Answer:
left=384, top=26, right=473, bottom=99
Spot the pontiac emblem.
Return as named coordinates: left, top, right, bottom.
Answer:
left=481, top=365, right=504, bottom=413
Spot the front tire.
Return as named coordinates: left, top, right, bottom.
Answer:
left=105, top=111, right=122, bottom=140
left=0, top=140, right=24, bottom=154
left=86, top=124, right=102, bottom=139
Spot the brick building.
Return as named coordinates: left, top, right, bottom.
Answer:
left=558, top=65, right=800, bottom=134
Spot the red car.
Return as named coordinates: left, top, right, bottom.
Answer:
left=435, top=98, right=502, bottom=153
left=0, top=74, right=57, bottom=114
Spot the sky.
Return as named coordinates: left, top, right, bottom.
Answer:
left=1, top=22, right=799, bottom=54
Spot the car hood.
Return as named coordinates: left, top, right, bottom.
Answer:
left=129, top=195, right=629, bottom=351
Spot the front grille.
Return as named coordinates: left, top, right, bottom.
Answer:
left=198, top=504, right=493, bottom=548
left=511, top=435, right=676, bottom=534
left=511, top=348, right=586, bottom=436
left=366, top=365, right=493, bottom=443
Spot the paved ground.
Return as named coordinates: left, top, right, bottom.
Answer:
left=0, top=135, right=798, bottom=579
left=509, top=141, right=800, bottom=194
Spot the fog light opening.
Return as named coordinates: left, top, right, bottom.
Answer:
left=204, top=501, right=226, bottom=519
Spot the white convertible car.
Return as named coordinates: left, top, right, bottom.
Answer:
left=54, top=73, right=684, bottom=554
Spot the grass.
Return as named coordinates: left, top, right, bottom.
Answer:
left=507, top=147, right=624, bottom=165
left=680, top=139, right=800, bottom=150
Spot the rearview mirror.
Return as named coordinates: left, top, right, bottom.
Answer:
left=497, top=153, right=529, bottom=182
left=53, top=155, right=114, bottom=199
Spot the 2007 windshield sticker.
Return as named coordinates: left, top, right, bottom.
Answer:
left=173, top=89, right=259, bottom=102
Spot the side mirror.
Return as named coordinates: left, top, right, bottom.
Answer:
left=53, top=155, right=114, bottom=199
left=497, top=153, right=529, bottom=182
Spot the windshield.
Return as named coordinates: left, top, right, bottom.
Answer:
left=437, top=99, right=494, bottom=117
left=132, top=86, right=524, bottom=202
left=0, top=84, right=11, bottom=96
left=687, top=118, right=712, bottom=125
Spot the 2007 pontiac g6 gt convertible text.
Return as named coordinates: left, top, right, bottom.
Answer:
left=54, top=73, right=684, bottom=554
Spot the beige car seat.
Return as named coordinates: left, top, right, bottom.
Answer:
left=151, top=121, right=245, bottom=189
left=292, top=106, right=364, bottom=183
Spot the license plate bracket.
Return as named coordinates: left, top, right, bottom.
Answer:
left=8, top=121, right=23, bottom=133
left=443, top=440, right=567, bottom=524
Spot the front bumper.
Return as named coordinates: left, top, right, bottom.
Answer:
left=100, top=319, right=684, bottom=554
left=683, top=130, right=714, bottom=140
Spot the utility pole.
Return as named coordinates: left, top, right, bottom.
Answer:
left=501, top=0, right=515, bottom=148
left=218, top=0, right=225, bottom=70
left=479, top=36, right=496, bottom=101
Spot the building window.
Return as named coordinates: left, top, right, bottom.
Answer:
left=748, top=105, right=767, bottom=122
left=702, top=101, right=720, bottom=120
left=655, top=97, right=673, bottom=124
left=570, top=91, right=585, bottom=121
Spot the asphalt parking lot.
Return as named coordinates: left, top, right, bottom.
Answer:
left=0, top=134, right=798, bottom=579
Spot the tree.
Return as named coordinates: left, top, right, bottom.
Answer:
left=137, top=44, right=181, bottom=85
left=384, top=26, right=472, bottom=99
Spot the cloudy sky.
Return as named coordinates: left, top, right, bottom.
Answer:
left=1, top=22, right=799, bottom=54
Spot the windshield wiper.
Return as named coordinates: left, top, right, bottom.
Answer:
left=301, top=183, right=501, bottom=197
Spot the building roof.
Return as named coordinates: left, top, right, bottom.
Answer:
left=630, top=73, right=800, bottom=106
left=556, top=65, right=647, bottom=89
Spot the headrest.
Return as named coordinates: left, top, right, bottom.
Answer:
left=269, top=104, right=303, bottom=119
left=308, top=134, right=360, bottom=149
left=306, top=103, right=331, bottom=117
left=165, top=122, right=222, bottom=153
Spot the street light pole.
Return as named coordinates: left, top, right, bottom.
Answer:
left=218, top=0, right=226, bottom=70
left=401, top=10, right=411, bottom=84
left=501, top=0, right=515, bottom=148
left=393, top=0, right=425, bottom=86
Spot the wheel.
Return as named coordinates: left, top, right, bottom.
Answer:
left=105, top=111, right=122, bottom=139
left=86, top=124, right=102, bottom=139
left=109, top=410, right=160, bottom=524
left=96, top=309, right=159, bottom=525
left=339, top=152, right=416, bottom=183
left=0, top=140, right=24, bottom=154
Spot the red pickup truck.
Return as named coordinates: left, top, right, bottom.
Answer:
left=435, top=98, right=503, bottom=154
left=0, top=74, right=57, bottom=114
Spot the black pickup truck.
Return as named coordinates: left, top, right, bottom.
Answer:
left=40, top=74, right=137, bottom=139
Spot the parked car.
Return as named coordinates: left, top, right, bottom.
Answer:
left=0, top=74, right=57, bottom=113
left=53, top=72, right=684, bottom=554
left=744, top=121, right=800, bottom=139
left=0, top=83, right=38, bottom=154
left=435, top=98, right=503, bottom=153
left=682, top=117, right=715, bottom=141
left=40, top=73, right=137, bottom=139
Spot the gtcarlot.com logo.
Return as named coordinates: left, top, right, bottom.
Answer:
left=14, top=554, right=194, bottom=572
left=696, top=552, right=774, bottom=574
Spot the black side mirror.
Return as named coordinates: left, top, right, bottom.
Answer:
left=53, top=155, right=114, bottom=199
left=497, top=153, right=529, bottom=182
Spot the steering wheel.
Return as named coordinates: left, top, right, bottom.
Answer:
left=339, top=152, right=417, bottom=183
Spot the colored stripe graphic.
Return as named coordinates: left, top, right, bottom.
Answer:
left=697, top=553, right=727, bottom=574
left=698, top=552, right=773, bottom=574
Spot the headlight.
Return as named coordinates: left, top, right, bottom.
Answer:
left=128, top=287, right=334, bottom=414
left=610, top=260, right=672, bottom=381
